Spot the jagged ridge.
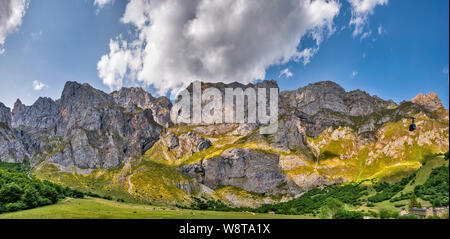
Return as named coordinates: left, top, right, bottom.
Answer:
left=0, top=80, right=448, bottom=207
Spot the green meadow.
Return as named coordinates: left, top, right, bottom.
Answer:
left=0, top=197, right=313, bottom=219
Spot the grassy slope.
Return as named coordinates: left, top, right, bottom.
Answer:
left=0, top=197, right=312, bottom=219
left=356, top=155, right=449, bottom=213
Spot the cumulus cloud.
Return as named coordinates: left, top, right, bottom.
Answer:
left=279, top=68, right=294, bottom=78
left=0, top=0, right=29, bottom=54
left=94, top=0, right=114, bottom=8
left=348, top=0, right=387, bottom=39
left=97, top=0, right=340, bottom=96
left=32, top=80, right=47, bottom=91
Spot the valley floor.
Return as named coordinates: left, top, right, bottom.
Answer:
left=0, top=197, right=313, bottom=219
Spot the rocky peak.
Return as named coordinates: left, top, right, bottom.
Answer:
left=60, top=81, right=112, bottom=108
left=185, top=79, right=279, bottom=93
left=0, top=102, right=11, bottom=127
left=12, top=97, right=59, bottom=130
left=279, top=81, right=399, bottom=138
left=177, top=80, right=279, bottom=126
left=411, top=92, right=444, bottom=111
left=111, top=87, right=172, bottom=127
left=345, top=90, right=397, bottom=116
left=0, top=81, right=165, bottom=169
left=255, top=79, right=279, bottom=89
left=281, top=81, right=348, bottom=116
left=12, top=99, right=25, bottom=115
left=0, top=101, right=28, bottom=163
left=281, top=81, right=397, bottom=117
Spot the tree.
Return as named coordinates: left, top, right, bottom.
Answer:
left=408, top=192, right=421, bottom=209
left=323, top=198, right=344, bottom=219
left=432, top=198, right=441, bottom=208
left=0, top=182, right=23, bottom=203
left=21, top=186, right=39, bottom=208
left=335, top=209, right=364, bottom=219
left=379, top=208, right=391, bottom=219
left=41, top=184, right=59, bottom=203
left=319, top=206, right=332, bottom=219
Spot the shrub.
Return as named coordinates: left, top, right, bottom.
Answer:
left=379, top=208, right=400, bottom=219
left=0, top=164, right=88, bottom=214
left=5, top=201, right=27, bottom=212
left=335, top=209, right=364, bottom=219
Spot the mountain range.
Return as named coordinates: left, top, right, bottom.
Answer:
left=0, top=80, right=448, bottom=207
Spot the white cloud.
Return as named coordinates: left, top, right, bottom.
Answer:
left=294, top=47, right=319, bottom=65
left=279, top=68, right=293, bottom=78
left=94, top=0, right=114, bottom=8
left=0, top=0, right=29, bottom=54
left=97, top=0, right=340, bottom=96
left=351, top=71, right=358, bottom=79
left=32, top=80, right=47, bottom=91
left=348, top=0, right=388, bottom=39
left=360, top=30, right=372, bottom=41
left=377, top=24, right=383, bottom=35
left=30, top=30, right=43, bottom=40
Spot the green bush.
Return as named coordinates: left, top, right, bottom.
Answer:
left=379, top=208, right=399, bottom=219
left=256, top=183, right=368, bottom=215
left=369, top=174, right=415, bottom=203
left=335, top=209, right=364, bottom=219
left=414, top=165, right=449, bottom=206
left=0, top=164, right=87, bottom=214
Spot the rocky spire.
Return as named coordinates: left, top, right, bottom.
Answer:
left=411, top=92, right=444, bottom=111
left=0, top=102, right=11, bottom=128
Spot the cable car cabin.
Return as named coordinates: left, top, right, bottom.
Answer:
left=409, top=118, right=416, bottom=132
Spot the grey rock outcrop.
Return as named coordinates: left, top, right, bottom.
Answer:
left=161, top=131, right=211, bottom=159
left=411, top=92, right=444, bottom=112
left=0, top=103, right=11, bottom=128
left=346, top=90, right=396, bottom=116
left=7, top=81, right=163, bottom=169
left=280, top=81, right=397, bottom=137
left=111, top=87, right=172, bottom=127
left=0, top=102, right=28, bottom=163
left=281, top=81, right=396, bottom=117
left=181, top=80, right=279, bottom=126
left=12, top=97, right=60, bottom=130
left=180, top=148, right=298, bottom=195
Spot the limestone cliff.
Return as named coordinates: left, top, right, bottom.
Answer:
left=0, top=80, right=448, bottom=207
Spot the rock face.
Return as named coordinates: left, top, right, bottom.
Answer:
left=346, top=90, right=397, bottom=116
left=281, top=81, right=396, bottom=117
left=12, top=98, right=60, bottom=130
left=180, top=148, right=298, bottom=195
left=280, top=81, right=397, bottom=137
left=411, top=92, right=444, bottom=111
left=160, top=131, right=211, bottom=160
left=6, top=81, right=166, bottom=169
left=0, top=103, right=11, bottom=128
left=1, top=79, right=448, bottom=206
left=181, top=80, right=279, bottom=126
left=111, top=87, right=172, bottom=127
left=0, top=103, right=28, bottom=163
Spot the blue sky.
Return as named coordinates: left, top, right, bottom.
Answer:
left=0, top=0, right=448, bottom=109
